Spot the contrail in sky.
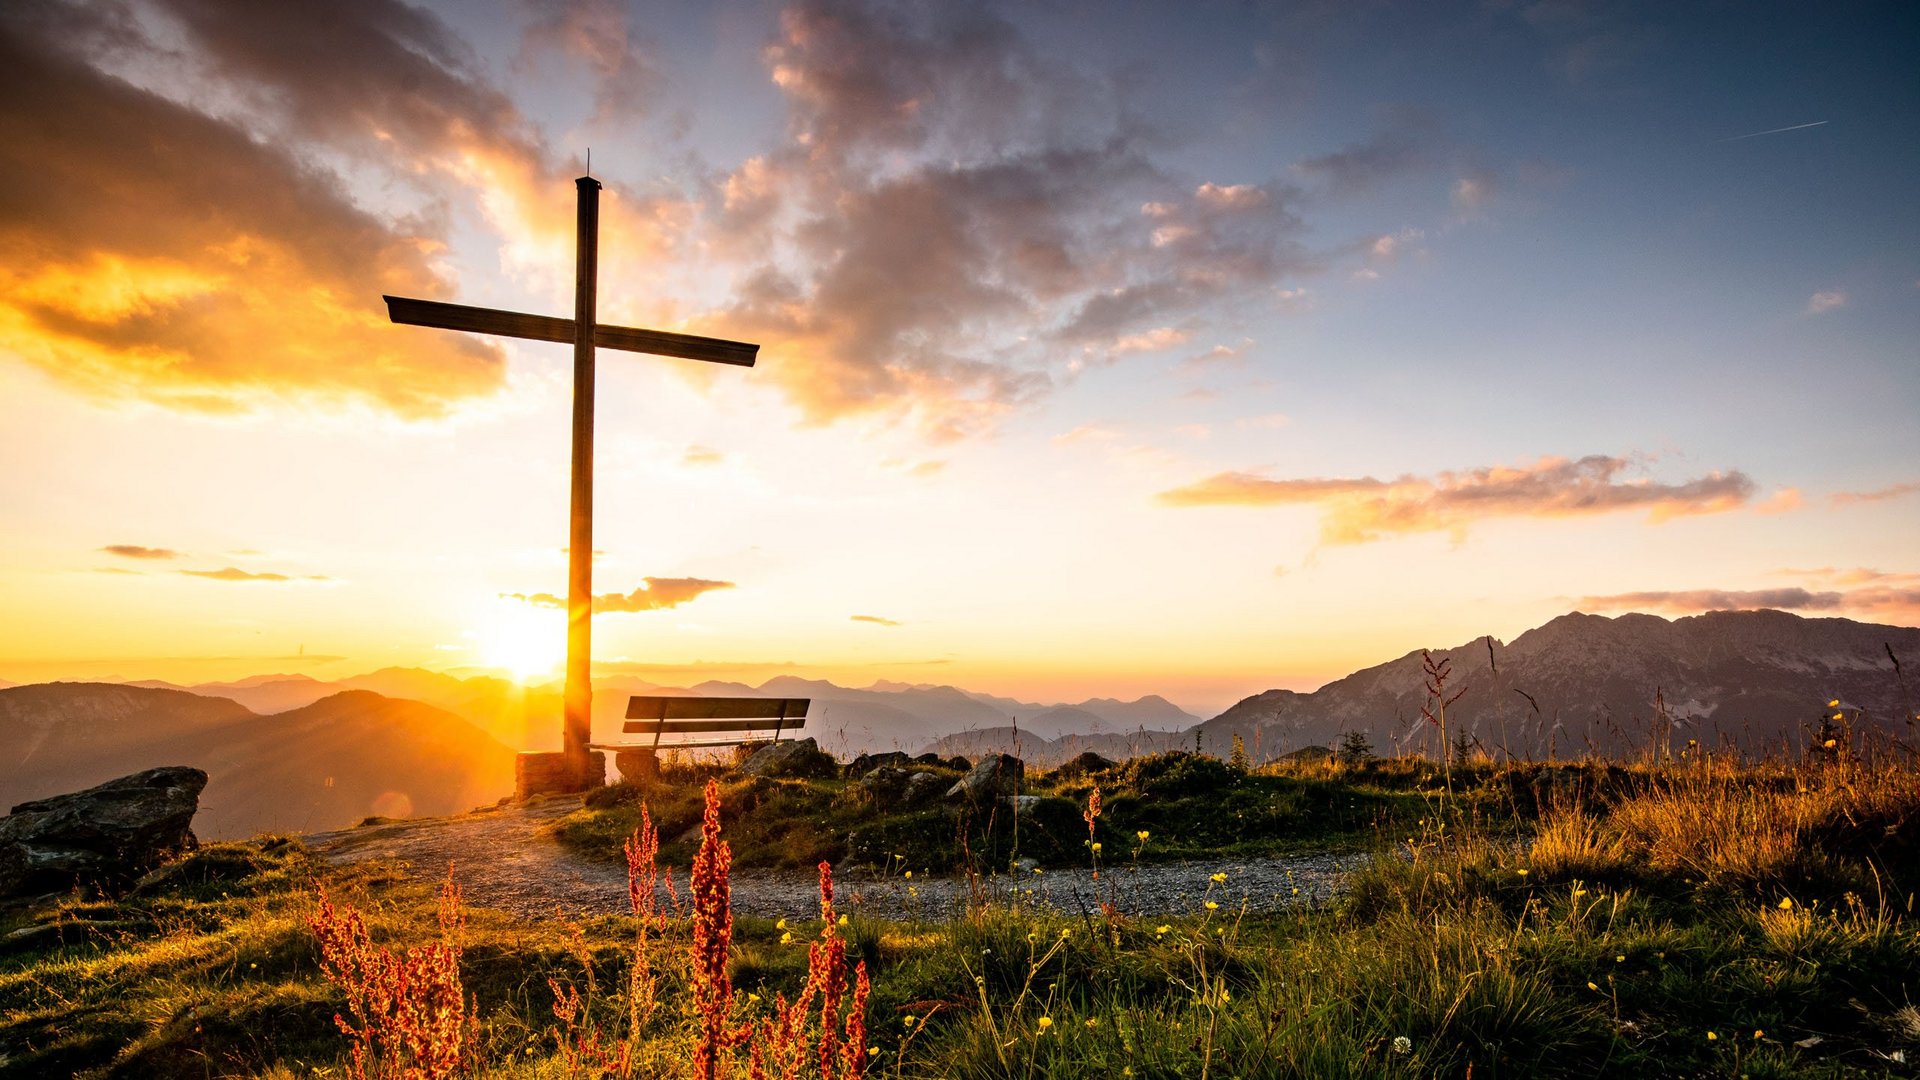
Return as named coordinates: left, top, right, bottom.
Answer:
left=1720, top=120, right=1829, bottom=142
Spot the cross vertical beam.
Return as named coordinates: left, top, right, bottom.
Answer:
left=379, top=173, right=758, bottom=798
left=565, top=177, right=600, bottom=771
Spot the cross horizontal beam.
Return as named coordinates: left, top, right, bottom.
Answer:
left=383, top=295, right=758, bottom=367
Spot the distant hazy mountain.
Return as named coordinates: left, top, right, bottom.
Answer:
left=923, top=726, right=1187, bottom=767
left=1194, top=610, right=1920, bottom=761
left=665, top=676, right=1199, bottom=756
left=0, top=684, right=513, bottom=838
left=128, top=673, right=342, bottom=715
left=1, top=683, right=253, bottom=809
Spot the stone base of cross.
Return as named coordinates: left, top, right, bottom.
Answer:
left=515, top=749, right=606, bottom=797
left=382, top=175, right=758, bottom=799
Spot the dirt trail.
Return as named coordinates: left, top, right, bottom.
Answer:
left=306, top=795, right=1367, bottom=921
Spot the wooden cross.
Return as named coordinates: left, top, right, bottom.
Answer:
left=384, top=176, right=758, bottom=785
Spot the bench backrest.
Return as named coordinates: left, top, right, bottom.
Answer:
left=622, top=696, right=810, bottom=745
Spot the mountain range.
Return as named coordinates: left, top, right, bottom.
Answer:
left=2, top=608, right=1914, bottom=835
left=1190, top=610, right=1920, bottom=761
left=0, top=683, right=512, bottom=838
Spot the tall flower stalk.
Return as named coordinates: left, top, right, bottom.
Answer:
left=690, top=779, right=741, bottom=1080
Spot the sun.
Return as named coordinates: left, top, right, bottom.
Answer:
left=476, top=604, right=565, bottom=682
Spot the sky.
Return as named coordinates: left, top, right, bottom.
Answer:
left=1, top=0, right=1916, bottom=715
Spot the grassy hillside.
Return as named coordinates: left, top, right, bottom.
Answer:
left=6, top=749, right=1918, bottom=1077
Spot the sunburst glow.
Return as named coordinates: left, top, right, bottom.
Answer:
left=476, top=604, right=565, bottom=682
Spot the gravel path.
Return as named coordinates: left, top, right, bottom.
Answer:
left=307, top=795, right=1370, bottom=921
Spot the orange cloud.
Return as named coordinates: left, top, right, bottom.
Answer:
left=1832, top=481, right=1920, bottom=506
left=182, top=568, right=292, bottom=582
left=1157, top=454, right=1756, bottom=544
left=0, top=5, right=510, bottom=417
left=1580, top=585, right=1920, bottom=622
left=506, top=577, right=735, bottom=613
left=101, top=545, right=181, bottom=560
left=850, top=614, right=901, bottom=627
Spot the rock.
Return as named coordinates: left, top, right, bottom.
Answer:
left=1004, top=794, right=1042, bottom=813
left=945, top=754, right=1023, bottom=803
left=911, top=753, right=945, bottom=767
left=856, top=767, right=949, bottom=812
left=853, top=766, right=914, bottom=810
left=945, top=756, right=973, bottom=772
left=843, top=751, right=912, bottom=779
left=736, top=738, right=838, bottom=780
left=614, top=749, right=660, bottom=785
left=900, top=771, right=946, bottom=808
left=1053, top=751, right=1116, bottom=780
left=0, top=766, right=206, bottom=900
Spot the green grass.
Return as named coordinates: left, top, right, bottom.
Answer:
left=5, top=754, right=1919, bottom=1077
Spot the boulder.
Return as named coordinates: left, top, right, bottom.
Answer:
left=900, top=771, right=946, bottom=808
left=945, top=754, right=1023, bottom=803
left=614, top=749, right=660, bottom=785
left=0, top=766, right=206, bottom=900
left=856, top=766, right=950, bottom=812
left=736, top=738, right=838, bottom=780
left=843, top=751, right=913, bottom=779
left=854, top=766, right=913, bottom=810
left=1053, top=751, right=1116, bottom=780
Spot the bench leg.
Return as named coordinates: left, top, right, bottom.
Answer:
left=614, top=747, right=660, bottom=786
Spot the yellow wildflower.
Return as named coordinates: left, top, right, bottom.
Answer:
left=1205, top=900, right=1219, bottom=910
left=1137, top=830, right=1150, bottom=842
left=1091, top=842, right=1102, bottom=853
left=780, top=931, right=793, bottom=945
left=1211, top=872, right=1228, bottom=883
left=1155, top=924, right=1171, bottom=934
left=1037, top=1016, right=1053, bottom=1030
left=1778, top=898, right=1794, bottom=910
left=1707, top=1031, right=1718, bottom=1041
left=1828, top=699, right=1840, bottom=708
left=776, top=918, right=787, bottom=930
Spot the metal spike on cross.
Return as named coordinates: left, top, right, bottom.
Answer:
left=383, top=175, right=759, bottom=795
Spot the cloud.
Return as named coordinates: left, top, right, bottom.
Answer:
left=1289, top=108, right=1436, bottom=195
left=1579, top=585, right=1920, bottom=620
left=1053, top=423, right=1121, bottom=446
left=850, top=614, right=901, bottom=627
left=1108, top=327, right=1191, bottom=355
left=506, top=576, right=735, bottom=612
left=1157, top=454, right=1756, bottom=544
left=1807, top=290, right=1847, bottom=315
left=101, top=544, right=181, bottom=560
left=514, top=0, right=661, bottom=128
left=706, top=0, right=1318, bottom=437
left=1754, top=487, right=1802, bottom=514
left=1179, top=341, right=1248, bottom=371
left=182, top=567, right=292, bottom=582
left=1832, top=481, right=1920, bottom=506
left=0, top=1, right=516, bottom=417
left=682, top=445, right=725, bottom=466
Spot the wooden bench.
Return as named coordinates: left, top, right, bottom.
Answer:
left=590, top=696, right=810, bottom=781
